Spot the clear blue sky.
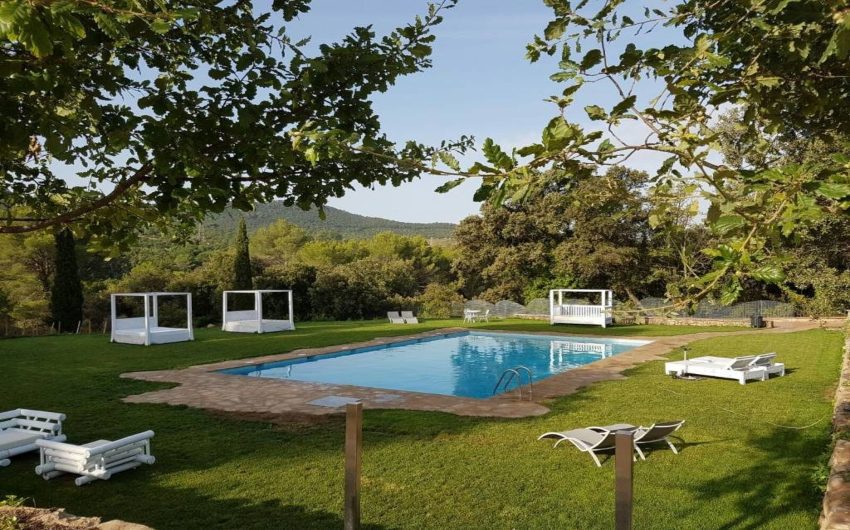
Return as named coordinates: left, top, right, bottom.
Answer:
left=291, top=0, right=565, bottom=223
left=291, top=0, right=674, bottom=223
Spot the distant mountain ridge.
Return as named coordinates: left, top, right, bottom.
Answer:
left=205, top=202, right=457, bottom=240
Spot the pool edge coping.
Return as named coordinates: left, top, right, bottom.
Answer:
left=120, top=321, right=826, bottom=419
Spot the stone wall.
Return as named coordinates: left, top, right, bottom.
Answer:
left=641, top=316, right=759, bottom=327
left=821, top=332, right=850, bottom=529
left=514, top=313, right=549, bottom=321
left=512, top=313, right=759, bottom=327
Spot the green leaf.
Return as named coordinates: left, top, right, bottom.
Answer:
left=472, top=183, right=494, bottom=202
left=541, top=117, right=575, bottom=151
left=750, top=264, right=785, bottom=284
left=584, top=105, right=607, bottom=121
left=151, top=19, right=171, bottom=34
left=657, top=156, right=678, bottom=176
left=0, top=0, right=23, bottom=25
left=18, top=14, right=53, bottom=57
left=719, top=278, right=743, bottom=305
left=434, top=178, right=465, bottom=193
left=579, top=49, right=602, bottom=70
left=544, top=19, right=566, bottom=40
left=515, top=144, right=545, bottom=157
left=208, top=69, right=228, bottom=80
left=58, top=14, right=86, bottom=39
left=816, top=182, right=850, bottom=200
left=648, top=213, right=660, bottom=228
left=409, top=44, right=432, bottom=58
left=713, top=214, right=745, bottom=235
left=437, top=151, right=460, bottom=171
left=482, top=138, right=513, bottom=170
left=597, top=139, right=614, bottom=153
left=610, top=95, right=636, bottom=117
left=304, top=146, right=318, bottom=164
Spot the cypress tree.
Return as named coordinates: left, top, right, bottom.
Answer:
left=232, top=217, right=253, bottom=290
left=51, top=228, right=84, bottom=332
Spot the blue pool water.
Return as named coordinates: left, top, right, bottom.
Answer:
left=220, top=332, right=650, bottom=399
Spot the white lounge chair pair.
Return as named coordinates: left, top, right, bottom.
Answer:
left=387, top=311, right=419, bottom=324
left=1, top=408, right=155, bottom=486
left=538, top=420, right=685, bottom=467
left=665, top=353, right=784, bottom=385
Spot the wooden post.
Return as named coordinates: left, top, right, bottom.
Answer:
left=344, top=402, right=363, bottom=530
left=615, top=431, right=634, bottom=530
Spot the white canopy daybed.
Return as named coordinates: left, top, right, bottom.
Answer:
left=222, top=290, right=294, bottom=334
left=110, top=292, right=194, bottom=346
left=549, top=289, right=613, bottom=328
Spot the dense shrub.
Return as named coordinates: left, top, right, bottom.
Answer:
left=254, top=264, right=318, bottom=321
left=310, top=259, right=418, bottom=320
left=417, top=283, right=464, bottom=318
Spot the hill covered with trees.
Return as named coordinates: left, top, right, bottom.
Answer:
left=204, top=203, right=456, bottom=241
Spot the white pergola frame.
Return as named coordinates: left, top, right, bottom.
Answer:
left=221, top=290, right=295, bottom=334
left=549, top=289, right=613, bottom=328
left=110, top=292, right=194, bottom=346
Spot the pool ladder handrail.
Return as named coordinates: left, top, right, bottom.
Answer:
left=493, top=365, right=533, bottom=400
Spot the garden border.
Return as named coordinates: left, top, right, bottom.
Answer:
left=821, top=327, right=850, bottom=529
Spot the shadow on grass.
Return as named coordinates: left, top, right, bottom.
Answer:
left=686, top=427, right=824, bottom=529
left=18, top=472, right=388, bottom=530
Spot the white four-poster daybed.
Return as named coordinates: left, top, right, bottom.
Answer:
left=110, top=292, right=194, bottom=346
left=221, top=289, right=295, bottom=333
left=549, top=289, right=613, bottom=328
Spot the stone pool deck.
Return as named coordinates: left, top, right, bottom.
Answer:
left=121, top=320, right=827, bottom=419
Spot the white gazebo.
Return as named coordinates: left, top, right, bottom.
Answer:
left=221, top=290, right=295, bottom=334
left=549, top=289, right=613, bottom=328
left=110, top=292, right=194, bottom=346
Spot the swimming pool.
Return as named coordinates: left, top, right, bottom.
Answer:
left=220, top=332, right=651, bottom=399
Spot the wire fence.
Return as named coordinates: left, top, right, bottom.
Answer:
left=449, top=297, right=800, bottom=320
left=0, top=318, right=109, bottom=338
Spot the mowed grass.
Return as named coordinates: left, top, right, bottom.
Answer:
left=0, top=319, right=842, bottom=529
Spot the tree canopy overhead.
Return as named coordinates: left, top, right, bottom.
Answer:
left=414, top=0, right=850, bottom=306
left=0, top=0, right=460, bottom=249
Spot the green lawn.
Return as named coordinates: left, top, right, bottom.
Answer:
left=0, top=320, right=842, bottom=529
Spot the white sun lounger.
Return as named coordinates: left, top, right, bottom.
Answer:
left=749, top=352, right=785, bottom=377
left=665, top=354, right=784, bottom=384
left=538, top=427, right=630, bottom=467
left=0, top=409, right=66, bottom=467
left=401, top=311, right=419, bottom=324
left=590, top=420, right=685, bottom=460
left=387, top=311, right=405, bottom=324
left=35, top=430, right=155, bottom=486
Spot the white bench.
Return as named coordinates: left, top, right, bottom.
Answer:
left=35, top=430, right=155, bottom=486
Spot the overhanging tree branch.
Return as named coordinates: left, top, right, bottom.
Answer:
left=0, top=163, right=152, bottom=234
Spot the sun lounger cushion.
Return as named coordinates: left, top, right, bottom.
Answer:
left=0, top=431, right=43, bottom=452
